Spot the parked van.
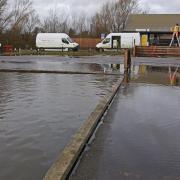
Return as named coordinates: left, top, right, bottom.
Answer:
left=96, top=32, right=141, bottom=51
left=36, top=33, right=79, bottom=51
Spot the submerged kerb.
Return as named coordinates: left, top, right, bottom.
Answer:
left=0, top=69, right=119, bottom=76
left=43, top=78, right=123, bottom=180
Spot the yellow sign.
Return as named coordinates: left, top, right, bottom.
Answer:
left=141, top=35, right=148, bottom=46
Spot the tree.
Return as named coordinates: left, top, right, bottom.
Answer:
left=24, top=11, right=40, bottom=34
left=75, top=13, right=89, bottom=34
left=90, top=0, right=140, bottom=36
left=90, top=3, right=112, bottom=36
left=0, top=0, right=12, bottom=32
left=42, top=8, right=69, bottom=33
left=111, top=0, right=139, bottom=31
left=10, top=0, right=35, bottom=32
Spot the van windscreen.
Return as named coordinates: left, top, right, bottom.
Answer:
left=67, top=37, right=74, bottom=43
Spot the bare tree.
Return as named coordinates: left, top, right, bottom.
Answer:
left=71, top=12, right=89, bottom=34
left=111, top=0, right=139, bottom=31
left=90, top=0, right=140, bottom=36
left=0, top=0, right=6, bottom=14
left=10, top=0, right=35, bottom=32
left=42, top=8, right=69, bottom=33
left=24, top=11, right=40, bottom=33
left=89, top=3, right=112, bottom=36
left=0, top=0, right=12, bottom=31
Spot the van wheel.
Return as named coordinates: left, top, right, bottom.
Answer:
left=39, top=48, right=44, bottom=52
left=99, top=48, right=104, bottom=52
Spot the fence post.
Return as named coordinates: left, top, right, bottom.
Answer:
left=124, top=49, right=131, bottom=72
left=133, top=46, right=136, bottom=57
left=124, top=49, right=131, bottom=83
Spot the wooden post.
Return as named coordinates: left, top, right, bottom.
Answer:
left=133, top=46, right=136, bottom=57
left=124, top=49, right=131, bottom=84
left=123, top=70, right=130, bottom=84
left=124, top=49, right=131, bottom=72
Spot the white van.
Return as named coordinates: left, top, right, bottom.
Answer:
left=36, top=33, right=79, bottom=51
left=96, top=32, right=141, bottom=51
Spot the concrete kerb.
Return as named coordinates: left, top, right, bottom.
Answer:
left=0, top=69, right=120, bottom=76
left=43, top=78, right=123, bottom=180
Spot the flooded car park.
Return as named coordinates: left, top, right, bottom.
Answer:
left=0, top=69, right=120, bottom=180
left=0, top=56, right=179, bottom=180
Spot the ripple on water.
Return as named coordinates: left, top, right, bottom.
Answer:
left=0, top=72, right=119, bottom=180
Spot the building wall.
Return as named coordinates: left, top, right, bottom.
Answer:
left=73, top=38, right=101, bottom=49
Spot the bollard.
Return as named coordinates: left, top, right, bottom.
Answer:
left=124, top=49, right=131, bottom=72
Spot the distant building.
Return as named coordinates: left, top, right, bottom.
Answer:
left=124, top=14, right=180, bottom=46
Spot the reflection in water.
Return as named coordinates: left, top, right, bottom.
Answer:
left=99, top=63, right=179, bottom=87
left=0, top=72, right=119, bottom=180
left=1, top=62, right=179, bottom=86
left=70, top=78, right=180, bottom=180
left=0, top=60, right=124, bottom=74
left=0, top=61, right=122, bottom=74
left=131, top=65, right=180, bottom=86
left=104, top=64, right=180, bottom=86
left=169, top=66, right=179, bottom=86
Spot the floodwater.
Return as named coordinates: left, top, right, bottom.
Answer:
left=0, top=55, right=180, bottom=65
left=0, top=56, right=180, bottom=72
left=0, top=72, right=119, bottom=180
left=0, top=56, right=180, bottom=180
left=0, top=56, right=122, bottom=74
left=70, top=66, right=180, bottom=180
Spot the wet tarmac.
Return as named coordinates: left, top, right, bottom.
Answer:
left=70, top=68, right=180, bottom=180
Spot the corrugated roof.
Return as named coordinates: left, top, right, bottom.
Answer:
left=125, top=14, right=180, bottom=32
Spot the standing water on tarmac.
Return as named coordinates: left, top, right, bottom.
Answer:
left=0, top=72, right=119, bottom=180
left=70, top=65, right=180, bottom=180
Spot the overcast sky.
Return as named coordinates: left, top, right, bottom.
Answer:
left=31, top=0, right=180, bottom=17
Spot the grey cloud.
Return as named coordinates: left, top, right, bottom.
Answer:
left=140, top=0, right=180, bottom=13
left=9, top=0, right=180, bottom=17
left=33, top=0, right=112, bottom=17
